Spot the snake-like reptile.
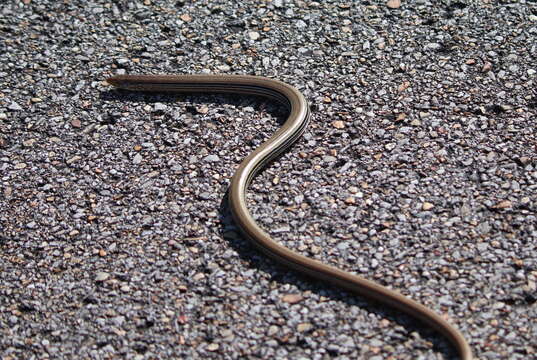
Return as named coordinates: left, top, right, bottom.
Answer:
left=106, top=74, right=472, bottom=359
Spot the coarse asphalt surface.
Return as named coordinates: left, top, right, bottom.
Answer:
left=1, top=0, right=536, bottom=359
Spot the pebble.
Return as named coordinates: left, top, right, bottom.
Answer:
left=281, top=294, right=303, bottom=304
left=518, top=156, right=530, bottom=165
left=180, top=14, right=191, bottom=22
left=297, top=323, right=312, bottom=332
left=132, top=153, right=143, bottom=164
left=8, top=101, right=23, bottom=111
left=493, top=200, right=512, bottom=209
left=154, top=103, right=167, bottom=112
left=422, top=202, right=434, bottom=211
left=267, top=325, right=279, bottom=336
left=296, top=20, right=307, bottom=29
left=332, top=120, right=345, bottom=129
left=386, top=0, right=401, bottom=9
left=207, top=343, right=219, bottom=351
left=95, top=272, right=110, bottom=282
left=203, top=154, right=220, bottom=162
left=248, top=31, right=260, bottom=40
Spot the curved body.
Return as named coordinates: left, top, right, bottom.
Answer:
left=106, top=74, right=472, bottom=360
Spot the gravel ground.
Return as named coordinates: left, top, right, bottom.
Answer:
left=1, top=0, right=536, bottom=359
